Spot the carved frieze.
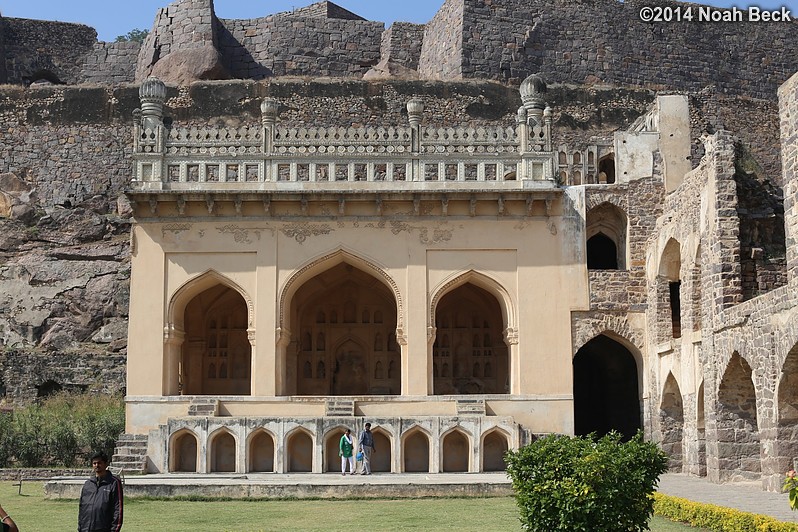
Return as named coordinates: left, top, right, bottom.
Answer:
left=216, top=224, right=273, bottom=244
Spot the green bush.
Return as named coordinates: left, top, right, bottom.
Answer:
left=505, top=431, right=668, bottom=531
left=653, top=493, right=798, bottom=532
left=0, top=392, right=125, bottom=467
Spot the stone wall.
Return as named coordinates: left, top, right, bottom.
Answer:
left=781, top=72, right=798, bottom=282
left=217, top=15, right=382, bottom=79
left=80, top=43, right=140, bottom=85
left=0, top=17, right=97, bottom=85
left=380, top=23, right=426, bottom=70
left=417, top=0, right=464, bottom=81
left=418, top=0, right=798, bottom=100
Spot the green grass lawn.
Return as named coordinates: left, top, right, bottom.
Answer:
left=0, top=482, right=707, bottom=531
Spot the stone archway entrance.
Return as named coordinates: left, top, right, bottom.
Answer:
left=659, top=373, right=684, bottom=471
left=717, top=352, right=760, bottom=482
left=433, top=283, right=507, bottom=394
left=182, top=284, right=251, bottom=395
left=573, top=334, right=641, bottom=440
left=291, top=263, right=399, bottom=396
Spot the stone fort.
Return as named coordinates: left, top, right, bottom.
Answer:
left=0, top=0, right=797, bottom=488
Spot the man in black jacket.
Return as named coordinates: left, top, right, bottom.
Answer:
left=78, top=451, right=123, bottom=532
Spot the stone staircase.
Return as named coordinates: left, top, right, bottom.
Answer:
left=111, top=434, right=148, bottom=473
left=325, top=398, right=355, bottom=416
left=188, top=398, right=220, bottom=416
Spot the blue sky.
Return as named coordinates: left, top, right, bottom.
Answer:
left=0, top=0, right=796, bottom=42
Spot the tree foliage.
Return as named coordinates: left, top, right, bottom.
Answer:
left=115, top=29, right=149, bottom=43
left=505, top=431, right=669, bottom=532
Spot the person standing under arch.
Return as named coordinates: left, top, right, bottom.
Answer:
left=339, top=429, right=355, bottom=475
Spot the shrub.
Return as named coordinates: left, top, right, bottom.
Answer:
left=505, top=431, right=668, bottom=531
left=0, top=392, right=125, bottom=467
left=653, top=493, right=798, bottom=532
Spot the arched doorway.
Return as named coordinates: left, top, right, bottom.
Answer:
left=598, top=154, right=615, bottom=183
left=210, top=430, right=236, bottom=473
left=482, top=429, right=509, bottom=472
left=659, top=373, right=684, bottom=471
left=248, top=430, right=275, bottom=473
left=170, top=430, right=198, bottom=473
left=403, top=428, right=430, bottom=473
left=433, top=283, right=507, bottom=394
left=291, top=263, right=399, bottom=395
left=442, top=429, right=469, bottom=472
left=573, top=335, right=641, bottom=440
left=182, top=284, right=251, bottom=395
left=717, top=352, right=760, bottom=481
left=286, top=429, right=313, bottom=473
left=585, top=202, right=628, bottom=270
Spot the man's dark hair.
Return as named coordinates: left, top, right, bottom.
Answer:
left=91, top=450, right=110, bottom=463
left=365, top=423, right=371, bottom=428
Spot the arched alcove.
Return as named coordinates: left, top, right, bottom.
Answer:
left=181, top=282, right=251, bottom=395
left=442, top=429, right=470, bottom=472
left=717, top=352, right=760, bottom=481
left=210, top=430, right=236, bottom=473
left=598, top=154, right=615, bottom=183
left=403, top=428, right=431, bottom=473
left=291, top=262, right=399, bottom=396
left=658, top=238, right=682, bottom=340
left=433, top=283, right=507, bottom=394
left=170, top=430, right=198, bottom=473
left=324, top=427, right=348, bottom=473
left=696, top=381, right=707, bottom=477
left=482, top=429, right=510, bottom=472
left=370, top=429, right=392, bottom=472
left=659, top=373, right=684, bottom=471
left=585, top=202, right=628, bottom=270
left=248, top=430, right=275, bottom=473
left=573, top=334, right=641, bottom=440
left=286, top=429, right=313, bottom=473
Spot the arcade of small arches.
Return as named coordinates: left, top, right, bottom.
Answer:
left=166, top=421, right=515, bottom=474
left=656, top=344, right=798, bottom=483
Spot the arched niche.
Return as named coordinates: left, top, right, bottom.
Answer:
left=482, top=428, right=510, bottom=472
left=717, top=352, right=760, bottom=481
left=248, top=429, right=275, bottom=473
left=573, top=334, right=642, bottom=441
left=402, top=427, right=431, bottom=473
left=598, top=154, right=615, bottom=184
left=170, top=429, right=198, bottom=473
left=290, top=262, right=400, bottom=396
left=209, top=429, right=237, bottom=473
left=286, top=428, right=314, bottom=473
left=585, top=202, right=628, bottom=270
left=775, top=344, right=798, bottom=479
left=370, top=428, right=392, bottom=473
left=324, top=427, right=348, bottom=473
left=433, top=282, right=508, bottom=394
left=659, top=373, right=684, bottom=471
left=658, top=238, right=683, bottom=340
left=441, top=428, right=470, bottom=472
left=170, top=272, right=253, bottom=396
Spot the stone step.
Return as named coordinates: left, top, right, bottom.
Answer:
left=112, top=434, right=149, bottom=473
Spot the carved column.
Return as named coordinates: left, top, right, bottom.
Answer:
left=261, top=98, right=279, bottom=182
left=407, top=98, right=424, bottom=182
left=135, top=76, right=167, bottom=183
left=503, top=327, right=520, bottom=394
left=163, top=325, right=185, bottom=396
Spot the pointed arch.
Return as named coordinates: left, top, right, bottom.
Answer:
left=774, top=343, right=798, bottom=483
left=481, top=427, right=511, bottom=472
left=169, top=429, right=199, bottom=473
left=586, top=202, right=629, bottom=270
left=247, top=428, right=275, bottom=473
left=168, top=269, right=254, bottom=331
left=370, top=426, right=393, bottom=473
left=208, top=427, right=237, bottom=473
left=324, top=426, right=350, bottom=473
left=402, top=425, right=431, bottom=473
left=285, top=427, right=315, bottom=473
left=659, top=372, right=684, bottom=471
left=278, top=248, right=404, bottom=332
left=441, top=426, right=471, bottom=472
left=429, top=270, right=515, bottom=331
left=717, top=351, right=760, bottom=481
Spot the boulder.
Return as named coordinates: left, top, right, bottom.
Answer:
left=363, top=59, right=419, bottom=81
left=150, top=45, right=230, bottom=86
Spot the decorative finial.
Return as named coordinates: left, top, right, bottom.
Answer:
left=407, top=98, right=424, bottom=127
left=261, top=98, right=279, bottom=126
left=139, top=76, right=167, bottom=129
left=519, top=73, right=547, bottom=113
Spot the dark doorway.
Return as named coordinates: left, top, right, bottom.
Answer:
left=587, top=233, right=618, bottom=269
left=573, top=335, right=641, bottom=440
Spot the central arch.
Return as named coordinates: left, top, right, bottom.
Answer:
left=573, top=334, right=641, bottom=440
left=290, top=262, right=400, bottom=395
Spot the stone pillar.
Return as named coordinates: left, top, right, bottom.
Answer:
left=261, top=97, right=279, bottom=157
left=407, top=98, right=424, bottom=181
left=163, top=326, right=184, bottom=396
left=779, top=72, right=798, bottom=282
